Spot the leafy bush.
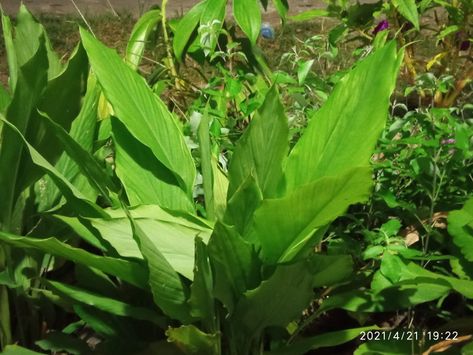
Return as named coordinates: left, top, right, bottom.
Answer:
left=0, top=2, right=472, bottom=354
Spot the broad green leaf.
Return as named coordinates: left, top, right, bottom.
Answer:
left=308, top=254, right=353, bottom=287
left=200, top=0, right=226, bottom=28
left=200, top=0, right=227, bottom=53
left=112, top=119, right=194, bottom=213
left=1, top=345, right=44, bottom=355
left=13, top=5, right=62, bottom=79
left=80, top=29, right=195, bottom=196
left=35, top=75, right=100, bottom=212
left=393, top=0, right=420, bottom=30
left=354, top=339, right=420, bottom=355
left=211, top=157, right=228, bottom=221
left=173, top=1, right=206, bottom=61
left=89, top=205, right=212, bottom=279
left=285, top=41, right=402, bottom=190
left=383, top=254, right=473, bottom=299
left=189, top=238, right=215, bottom=329
left=166, top=325, right=219, bottom=355
left=0, top=117, right=106, bottom=218
left=127, top=209, right=191, bottom=321
left=463, top=341, right=473, bottom=355
left=228, top=86, right=288, bottom=199
left=75, top=264, right=119, bottom=299
left=0, top=37, right=48, bottom=231
left=272, top=0, right=289, bottom=19
left=0, top=231, right=147, bottom=288
left=233, top=0, right=261, bottom=45
left=46, top=280, right=165, bottom=326
left=35, top=332, right=90, bottom=355
left=73, top=305, right=127, bottom=339
left=38, top=112, right=117, bottom=202
left=16, top=42, right=89, bottom=201
left=104, top=204, right=213, bottom=229
left=224, top=175, right=263, bottom=236
left=53, top=215, right=108, bottom=251
left=448, top=198, right=473, bottom=262
left=208, top=222, right=261, bottom=313
left=289, top=8, right=329, bottom=22
left=231, top=259, right=315, bottom=338
left=126, top=9, right=161, bottom=70
left=318, top=281, right=450, bottom=314
left=248, top=167, right=372, bottom=264
left=73, top=305, right=150, bottom=353
left=297, top=59, right=314, bottom=85
left=271, top=326, right=380, bottom=355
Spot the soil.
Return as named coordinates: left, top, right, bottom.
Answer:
left=1, top=0, right=321, bottom=21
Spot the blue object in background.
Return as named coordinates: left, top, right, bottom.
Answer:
left=260, top=22, right=275, bottom=40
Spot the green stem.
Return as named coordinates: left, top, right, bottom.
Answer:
left=161, top=0, right=179, bottom=88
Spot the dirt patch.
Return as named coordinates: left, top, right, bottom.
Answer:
left=1, top=0, right=323, bottom=22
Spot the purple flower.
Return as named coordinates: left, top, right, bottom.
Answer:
left=460, top=40, right=470, bottom=51
left=373, top=20, right=389, bottom=35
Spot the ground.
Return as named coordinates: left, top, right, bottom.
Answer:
left=1, top=0, right=322, bottom=21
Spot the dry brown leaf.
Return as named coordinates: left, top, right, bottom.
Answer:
left=422, top=334, right=472, bottom=355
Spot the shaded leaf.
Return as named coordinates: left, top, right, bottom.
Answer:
left=166, top=325, right=219, bottom=355
left=272, top=326, right=380, bottom=355
left=112, top=118, right=194, bottom=213
left=46, top=281, right=165, bottom=326
left=0, top=231, right=148, bottom=288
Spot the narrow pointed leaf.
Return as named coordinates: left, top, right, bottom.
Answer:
left=0, top=117, right=106, bottom=218
left=89, top=205, right=211, bottom=279
left=271, top=326, right=380, bottom=355
left=208, top=222, right=261, bottom=312
left=393, top=0, right=419, bottom=30
left=38, top=112, right=117, bottom=201
left=35, top=76, right=100, bottom=211
left=80, top=28, right=195, bottom=196
left=0, top=231, right=147, bottom=288
left=285, top=42, right=402, bottom=190
left=248, top=167, right=372, bottom=263
left=228, top=86, right=288, bottom=199
left=166, top=325, right=219, bottom=355
left=126, top=9, right=161, bottom=70
left=16, top=42, right=89, bottom=199
left=112, top=118, right=194, bottom=213
left=233, top=0, right=261, bottom=45
left=126, top=209, right=191, bottom=321
left=46, top=281, right=165, bottom=326
left=232, top=259, right=315, bottom=337
left=173, top=1, right=206, bottom=61
left=0, top=40, right=48, bottom=230
left=189, top=238, right=215, bottom=328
